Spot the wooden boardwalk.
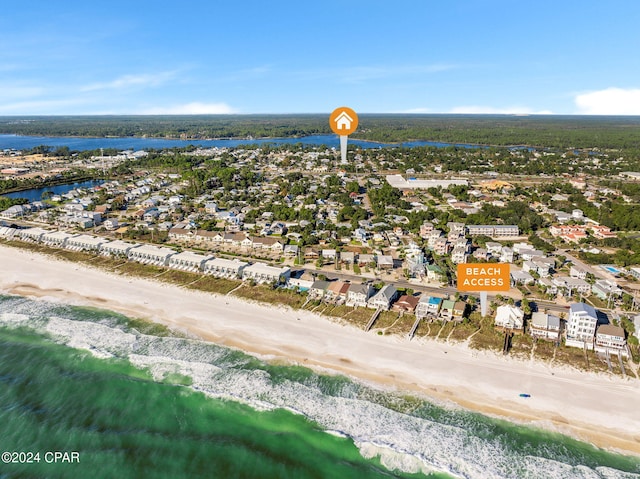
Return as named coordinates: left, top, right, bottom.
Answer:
left=365, top=307, right=382, bottom=331
left=408, top=316, right=422, bottom=339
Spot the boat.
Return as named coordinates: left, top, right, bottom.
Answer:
left=519, top=393, right=531, bottom=398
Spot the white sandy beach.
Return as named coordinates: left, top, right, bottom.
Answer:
left=1, top=244, right=639, bottom=456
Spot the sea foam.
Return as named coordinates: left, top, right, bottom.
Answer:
left=0, top=298, right=638, bottom=479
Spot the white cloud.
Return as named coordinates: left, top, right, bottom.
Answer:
left=142, top=102, right=236, bottom=114
left=575, top=87, right=640, bottom=115
left=81, top=71, right=178, bottom=92
left=449, top=105, right=553, bottom=115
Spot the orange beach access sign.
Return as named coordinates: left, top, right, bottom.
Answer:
left=457, top=264, right=510, bottom=292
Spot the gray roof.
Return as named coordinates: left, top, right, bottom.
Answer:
left=531, top=312, right=560, bottom=329
left=348, top=283, right=370, bottom=295
left=570, top=302, right=597, bottom=318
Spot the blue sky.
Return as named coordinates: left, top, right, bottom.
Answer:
left=2, top=0, right=640, bottom=115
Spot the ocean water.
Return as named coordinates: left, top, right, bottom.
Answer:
left=0, top=295, right=638, bottom=479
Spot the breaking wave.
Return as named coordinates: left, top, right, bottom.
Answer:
left=1, top=294, right=638, bottom=479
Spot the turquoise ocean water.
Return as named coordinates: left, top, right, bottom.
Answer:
left=0, top=294, right=638, bottom=479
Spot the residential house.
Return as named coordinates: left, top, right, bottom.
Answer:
left=510, top=269, right=534, bottom=285
left=128, top=244, right=175, bottom=267
left=590, top=225, right=617, bottom=240
left=419, top=221, right=434, bottom=239
left=415, top=296, right=442, bottom=319
left=447, top=222, right=466, bottom=236
left=569, top=265, right=588, bottom=280
left=100, top=240, right=139, bottom=257
left=452, top=301, right=466, bottom=322
left=242, top=263, right=290, bottom=284
left=427, top=229, right=443, bottom=248
left=346, top=283, right=374, bottom=307
left=251, top=236, right=285, bottom=252
left=377, top=255, right=394, bottom=270
left=0, top=226, right=17, bottom=239
left=392, top=295, right=419, bottom=313
left=473, top=248, right=489, bottom=261
left=537, top=277, right=558, bottom=296
left=499, top=247, right=514, bottom=263
left=553, top=276, right=591, bottom=296
left=321, top=249, right=338, bottom=263
left=592, top=279, right=623, bottom=301
left=326, top=281, right=351, bottom=303
left=168, top=251, right=213, bottom=273
left=367, top=284, right=398, bottom=310
left=340, top=251, right=355, bottom=264
left=566, top=302, right=601, bottom=349
left=18, top=227, right=50, bottom=243
left=42, top=231, right=76, bottom=248
left=358, top=254, right=376, bottom=267
left=440, top=299, right=455, bottom=321
left=451, top=245, right=468, bottom=264
left=485, top=242, right=503, bottom=256
left=595, top=324, right=627, bottom=356
left=65, top=234, right=107, bottom=252
left=203, top=257, right=247, bottom=278
left=426, top=264, right=444, bottom=281
left=529, top=312, right=561, bottom=341
left=494, top=305, right=524, bottom=330
left=308, top=280, right=330, bottom=299
left=433, top=238, right=451, bottom=256
left=104, top=218, right=119, bottom=231
left=466, top=225, right=519, bottom=237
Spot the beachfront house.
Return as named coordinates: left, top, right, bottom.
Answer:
left=18, top=227, right=50, bottom=243
left=346, top=283, right=373, bottom=307
left=440, top=299, right=455, bottom=321
left=168, top=251, right=213, bottom=273
left=65, top=234, right=107, bottom=252
left=367, top=284, right=398, bottom=310
left=242, top=263, right=290, bottom=284
left=100, top=240, right=140, bottom=258
left=392, top=295, right=419, bottom=313
left=326, top=281, right=351, bottom=303
left=415, top=296, right=442, bottom=319
left=594, top=324, right=628, bottom=357
left=529, top=311, right=561, bottom=341
left=452, top=301, right=466, bottom=322
left=566, top=302, right=601, bottom=349
left=128, top=244, right=176, bottom=267
left=494, top=305, right=524, bottom=331
left=0, top=226, right=17, bottom=240
left=308, top=280, right=330, bottom=300
left=41, top=230, right=77, bottom=248
left=202, top=257, right=248, bottom=279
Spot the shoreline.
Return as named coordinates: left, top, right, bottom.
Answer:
left=1, top=244, right=639, bottom=457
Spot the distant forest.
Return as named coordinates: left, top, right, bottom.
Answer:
left=2, top=114, right=640, bottom=151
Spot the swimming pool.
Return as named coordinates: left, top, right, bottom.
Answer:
left=600, top=264, right=622, bottom=275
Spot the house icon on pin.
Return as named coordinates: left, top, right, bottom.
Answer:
left=334, top=111, right=353, bottom=131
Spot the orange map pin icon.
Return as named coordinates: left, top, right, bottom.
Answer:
left=330, top=106, right=358, bottom=136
